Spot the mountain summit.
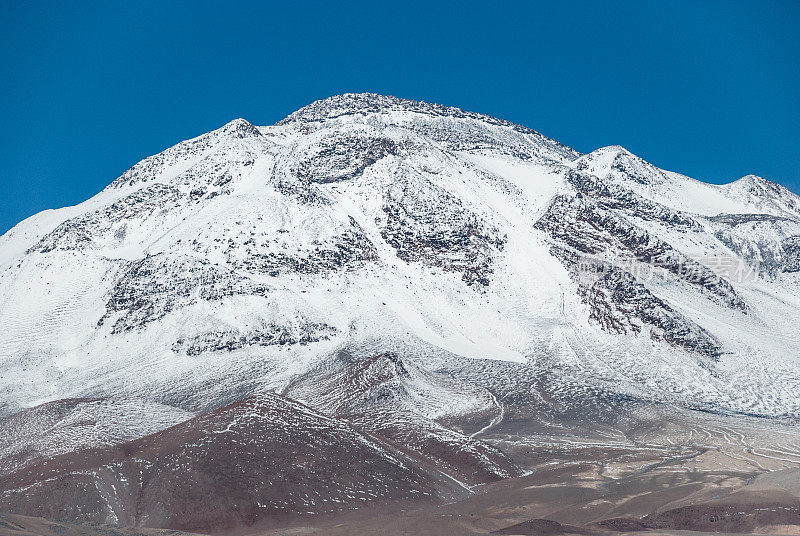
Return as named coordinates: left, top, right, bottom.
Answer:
left=0, top=94, right=799, bottom=531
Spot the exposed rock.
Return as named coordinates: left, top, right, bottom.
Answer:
left=566, top=169, right=700, bottom=230
left=783, top=236, right=800, bottom=273
left=30, top=184, right=183, bottom=253
left=279, top=92, right=579, bottom=162
left=536, top=192, right=747, bottom=311
left=381, top=176, right=505, bottom=286
left=235, top=218, right=378, bottom=276
left=295, top=133, right=403, bottom=183
left=99, top=253, right=270, bottom=333
left=553, top=247, right=722, bottom=359
left=172, top=321, right=337, bottom=356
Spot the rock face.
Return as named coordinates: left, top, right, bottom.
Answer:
left=276, top=93, right=579, bottom=162
left=99, top=253, right=272, bottom=333
left=381, top=175, right=506, bottom=286
left=1, top=93, right=800, bottom=532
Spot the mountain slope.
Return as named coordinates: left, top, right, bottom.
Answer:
left=0, top=394, right=469, bottom=532
left=0, top=398, right=192, bottom=477
left=1, top=93, right=797, bottom=418
left=0, top=93, right=799, bottom=532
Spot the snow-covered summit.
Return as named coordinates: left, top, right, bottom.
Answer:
left=1, top=93, right=799, bottom=422
left=277, top=92, right=580, bottom=163
left=721, top=174, right=800, bottom=219
left=221, top=117, right=263, bottom=138
left=278, top=92, right=545, bottom=133
left=575, top=145, right=669, bottom=186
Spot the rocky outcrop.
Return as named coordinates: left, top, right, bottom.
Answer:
left=381, top=176, right=505, bottom=286
left=295, top=132, right=403, bottom=183
left=172, top=321, right=337, bottom=356
left=99, top=253, right=270, bottom=333
left=279, top=93, right=580, bottom=162
left=551, top=247, right=722, bottom=359
left=30, top=184, right=183, bottom=253
left=235, top=219, right=378, bottom=276
left=566, top=169, right=700, bottom=230
left=536, top=191, right=747, bottom=311
left=783, top=236, right=800, bottom=273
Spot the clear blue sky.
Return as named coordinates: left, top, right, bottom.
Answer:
left=2, top=1, right=798, bottom=234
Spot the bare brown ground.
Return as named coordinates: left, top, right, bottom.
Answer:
left=3, top=396, right=799, bottom=536
left=0, top=513, right=203, bottom=536
left=3, top=449, right=799, bottom=536
left=244, top=452, right=800, bottom=536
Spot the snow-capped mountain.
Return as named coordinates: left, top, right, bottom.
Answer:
left=2, top=92, right=797, bottom=416
left=0, top=93, right=799, bottom=531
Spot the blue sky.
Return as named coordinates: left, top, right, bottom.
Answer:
left=1, top=0, right=798, bottom=234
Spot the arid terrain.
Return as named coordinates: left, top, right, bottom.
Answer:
left=3, top=393, right=798, bottom=536
left=4, top=445, right=799, bottom=536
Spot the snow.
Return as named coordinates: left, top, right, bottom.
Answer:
left=0, top=398, right=192, bottom=475
left=0, top=94, right=798, bottom=422
left=574, top=146, right=800, bottom=218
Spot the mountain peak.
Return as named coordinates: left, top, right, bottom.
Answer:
left=576, top=144, right=667, bottom=185
left=725, top=174, right=800, bottom=214
left=278, top=92, right=532, bottom=132
left=733, top=174, right=769, bottom=187
left=277, top=92, right=449, bottom=124
left=729, top=174, right=789, bottom=195
left=276, top=92, right=580, bottom=162
left=593, top=144, right=630, bottom=155
left=220, top=117, right=262, bottom=138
